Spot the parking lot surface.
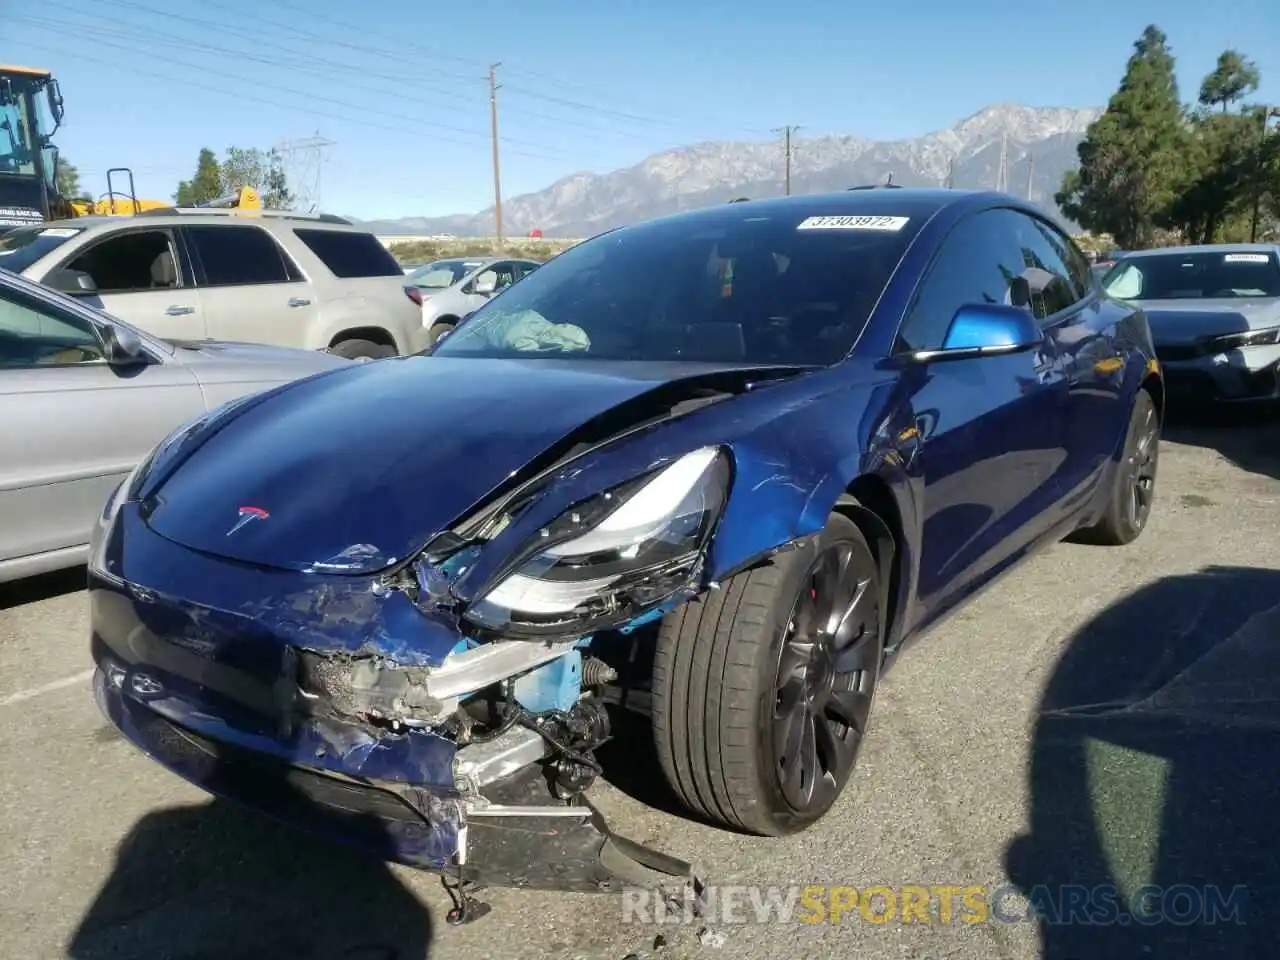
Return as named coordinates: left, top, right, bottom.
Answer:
left=3, top=415, right=1278, bottom=960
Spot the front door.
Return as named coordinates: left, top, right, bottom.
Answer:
left=891, top=207, right=1072, bottom=632
left=0, top=284, right=204, bottom=563
left=46, top=226, right=208, bottom=339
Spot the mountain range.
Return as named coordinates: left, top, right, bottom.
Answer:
left=353, top=102, right=1101, bottom=238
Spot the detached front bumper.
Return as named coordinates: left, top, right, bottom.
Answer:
left=94, top=665, right=700, bottom=895
left=1157, top=344, right=1280, bottom=405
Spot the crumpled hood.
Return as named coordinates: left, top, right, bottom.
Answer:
left=1139, top=298, right=1280, bottom=345
left=141, top=355, right=790, bottom=574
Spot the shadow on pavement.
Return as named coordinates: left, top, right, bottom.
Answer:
left=0, top=564, right=88, bottom=611
left=67, top=769, right=435, bottom=959
left=1163, top=404, right=1280, bottom=482
left=1005, top=565, right=1280, bottom=958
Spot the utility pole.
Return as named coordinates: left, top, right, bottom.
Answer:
left=944, top=157, right=955, bottom=189
left=995, top=131, right=1008, bottom=192
left=1025, top=153, right=1035, bottom=200
left=1250, top=106, right=1278, bottom=243
left=772, top=125, right=801, bottom=195
left=488, top=62, right=504, bottom=244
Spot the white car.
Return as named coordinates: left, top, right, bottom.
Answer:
left=406, top=256, right=541, bottom=344
left=1, top=210, right=429, bottom=360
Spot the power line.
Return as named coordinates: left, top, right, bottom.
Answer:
left=13, top=30, right=571, bottom=164
left=771, top=125, right=801, bottom=195
left=28, top=3, right=721, bottom=155
left=489, top=63, right=504, bottom=244
left=18, top=11, right=573, bottom=161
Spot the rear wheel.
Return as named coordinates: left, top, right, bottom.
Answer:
left=1075, top=389, right=1160, bottom=545
left=427, top=318, right=457, bottom=346
left=330, top=338, right=396, bottom=361
left=651, top=512, right=883, bottom=836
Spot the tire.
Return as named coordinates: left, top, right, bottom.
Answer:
left=427, top=319, right=457, bottom=346
left=330, top=338, right=396, bottom=361
left=1075, top=389, right=1160, bottom=546
left=651, top=511, right=884, bottom=836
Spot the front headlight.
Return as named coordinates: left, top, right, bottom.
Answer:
left=1205, top=324, right=1280, bottom=352
left=467, top=446, right=731, bottom=631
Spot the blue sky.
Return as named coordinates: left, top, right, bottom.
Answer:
left=7, top=0, right=1278, bottom=220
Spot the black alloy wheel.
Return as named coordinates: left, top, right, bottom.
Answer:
left=1124, top=396, right=1160, bottom=533
left=652, top=511, right=885, bottom=836
left=772, top=539, right=880, bottom=814
left=1072, top=388, right=1160, bottom=546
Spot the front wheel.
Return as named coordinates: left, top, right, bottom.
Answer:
left=651, top=512, right=884, bottom=836
left=426, top=319, right=457, bottom=346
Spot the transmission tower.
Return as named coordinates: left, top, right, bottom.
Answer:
left=276, top=132, right=335, bottom=213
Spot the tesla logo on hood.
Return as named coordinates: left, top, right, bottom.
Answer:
left=227, top=505, right=270, bottom=536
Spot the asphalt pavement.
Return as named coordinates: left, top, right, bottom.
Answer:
left=2, top=412, right=1278, bottom=960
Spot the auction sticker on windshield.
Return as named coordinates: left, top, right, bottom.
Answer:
left=796, top=215, right=909, bottom=231
left=1223, top=253, right=1270, bottom=263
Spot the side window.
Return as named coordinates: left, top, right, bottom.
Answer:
left=0, top=289, right=105, bottom=368
left=63, top=230, right=180, bottom=293
left=292, top=228, right=404, bottom=278
left=185, top=225, right=301, bottom=286
left=1010, top=212, right=1088, bottom=318
left=491, top=262, right=518, bottom=291
left=897, top=209, right=1028, bottom=351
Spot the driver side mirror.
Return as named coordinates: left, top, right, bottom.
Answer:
left=101, top=323, right=150, bottom=366
left=472, top=271, right=497, bottom=296
left=903, top=304, right=1044, bottom=363
left=46, top=268, right=98, bottom=297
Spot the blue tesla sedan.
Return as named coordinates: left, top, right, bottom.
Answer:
left=88, top=188, right=1162, bottom=908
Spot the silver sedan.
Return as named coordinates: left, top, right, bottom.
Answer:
left=0, top=267, right=352, bottom=583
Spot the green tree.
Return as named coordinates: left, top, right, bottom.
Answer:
left=1056, top=25, right=1189, bottom=249
left=55, top=157, right=83, bottom=198
left=1198, top=50, right=1260, bottom=113
left=219, top=146, right=294, bottom=209
left=1169, top=52, right=1268, bottom=242
left=174, top=148, right=223, bottom=205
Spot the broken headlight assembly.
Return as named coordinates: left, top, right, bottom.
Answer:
left=467, top=446, right=731, bottom=635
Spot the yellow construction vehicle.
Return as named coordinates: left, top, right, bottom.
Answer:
left=1, top=64, right=262, bottom=227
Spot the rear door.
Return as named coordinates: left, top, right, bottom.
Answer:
left=0, top=284, right=204, bottom=565
left=182, top=223, right=314, bottom=347
left=892, top=207, right=1070, bottom=631
left=42, top=225, right=207, bottom=339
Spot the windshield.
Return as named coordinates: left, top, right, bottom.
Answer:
left=1104, top=250, right=1280, bottom=300
left=0, top=225, right=83, bottom=272
left=408, top=258, right=486, bottom=289
left=432, top=210, right=916, bottom=365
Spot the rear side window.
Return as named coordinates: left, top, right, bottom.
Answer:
left=185, top=225, right=302, bottom=286
left=293, top=229, right=404, bottom=278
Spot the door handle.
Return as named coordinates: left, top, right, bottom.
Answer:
left=165, top=305, right=195, bottom=316
left=288, top=297, right=312, bottom=308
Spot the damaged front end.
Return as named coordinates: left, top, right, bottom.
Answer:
left=90, top=444, right=735, bottom=916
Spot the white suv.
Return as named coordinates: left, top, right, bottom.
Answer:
left=0, top=210, right=427, bottom=359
